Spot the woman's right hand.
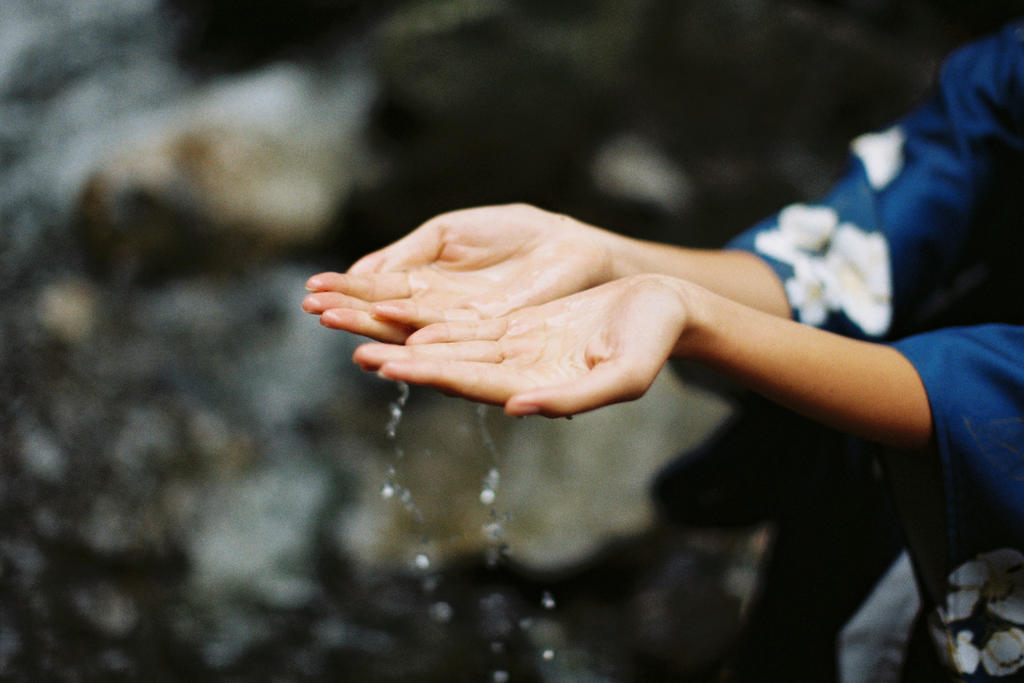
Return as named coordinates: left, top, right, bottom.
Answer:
left=351, top=273, right=692, bottom=417
left=302, top=204, right=617, bottom=342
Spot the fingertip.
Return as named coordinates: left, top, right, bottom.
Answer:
left=505, top=403, right=541, bottom=417
left=351, top=342, right=375, bottom=366
left=301, top=295, right=321, bottom=312
left=404, top=326, right=433, bottom=344
left=505, top=396, right=542, bottom=417
left=375, top=360, right=405, bottom=381
left=370, top=302, right=404, bottom=321
left=305, top=272, right=336, bottom=291
left=318, top=308, right=352, bottom=332
left=319, top=309, right=340, bottom=327
left=354, top=359, right=376, bottom=372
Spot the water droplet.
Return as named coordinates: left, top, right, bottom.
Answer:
left=492, top=671, right=510, bottom=683
left=413, top=553, right=430, bottom=570
left=541, top=591, right=556, bottom=610
left=482, top=522, right=503, bottom=541
left=484, top=467, right=500, bottom=488
left=385, top=382, right=410, bottom=438
left=380, top=483, right=395, bottom=499
left=428, top=601, right=453, bottom=624
left=518, top=617, right=533, bottom=631
left=542, top=649, right=555, bottom=661
left=490, top=641, right=505, bottom=654
left=479, top=488, right=496, bottom=505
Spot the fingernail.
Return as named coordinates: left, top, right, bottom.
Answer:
left=513, top=404, right=541, bottom=416
left=372, top=303, right=402, bottom=319
left=305, top=277, right=322, bottom=291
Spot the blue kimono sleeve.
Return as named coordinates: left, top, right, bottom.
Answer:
left=725, top=22, right=1024, bottom=680
left=894, top=327, right=1024, bottom=680
left=727, top=20, right=1024, bottom=341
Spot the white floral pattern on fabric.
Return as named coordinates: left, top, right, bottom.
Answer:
left=982, top=628, right=1024, bottom=677
left=933, top=549, right=1024, bottom=679
left=851, top=126, right=906, bottom=190
left=753, top=203, right=892, bottom=336
left=946, top=548, right=1024, bottom=624
left=930, top=626, right=982, bottom=675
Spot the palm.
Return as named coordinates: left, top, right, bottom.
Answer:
left=352, top=275, right=687, bottom=416
left=302, top=205, right=610, bottom=342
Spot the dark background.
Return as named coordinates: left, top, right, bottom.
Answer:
left=3, top=1, right=1023, bottom=681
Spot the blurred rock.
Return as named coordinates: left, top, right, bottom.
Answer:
left=333, top=369, right=733, bottom=576
left=36, top=276, right=99, bottom=345
left=342, top=0, right=655, bottom=252
left=7, top=0, right=1024, bottom=681
left=187, top=460, right=330, bottom=609
left=71, top=582, right=140, bottom=639
left=15, top=420, right=68, bottom=484
left=590, top=133, right=694, bottom=216
left=77, top=61, right=378, bottom=281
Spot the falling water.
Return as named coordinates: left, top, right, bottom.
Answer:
left=380, top=394, right=560, bottom=679
left=476, top=405, right=511, bottom=570
left=377, top=382, right=428, bottom=568
left=385, top=381, right=409, bottom=439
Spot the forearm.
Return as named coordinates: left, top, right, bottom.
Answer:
left=673, top=281, right=933, bottom=451
left=598, top=230, right=792, bottom=318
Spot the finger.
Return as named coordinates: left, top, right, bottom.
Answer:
left=406, top=318, right=508, bottom=344
left=369, top=300, right=459, bottom=328
left=354, top=340, right=503, bottom=370
left=348, top=222, right=444, bottom=274
left=319, top=308, right=412, bottom=344
left=302, top=291, right=373, bottom=314
left=306, top=271, right=342, bottom=291
left=505, top=359, right=656, bottom=417
left=373, top=294, right=526, bottom=328
left=375, top=359, right=525, bottom=406
left=307, top=271, right=415, bottom=302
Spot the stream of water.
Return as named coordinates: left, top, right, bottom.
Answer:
left=378, top=383, right=560, bottom=680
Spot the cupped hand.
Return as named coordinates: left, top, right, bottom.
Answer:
left=302, top=204, right=614, bottom=343
left=351, top=275, right=691, bottom=417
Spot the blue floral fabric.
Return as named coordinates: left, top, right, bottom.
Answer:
left=728, top=21, right=1024, bottom=680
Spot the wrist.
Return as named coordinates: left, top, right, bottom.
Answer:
left=640, top=275, right=709, bottom=361
left=598, top=230, right=648, bottom=281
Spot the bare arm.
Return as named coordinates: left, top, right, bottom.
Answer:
left=673, top=281, right=932, bottom=450
left=602, top=232, right=793, bottom=319
left=354, top=274, right=933, bottom=451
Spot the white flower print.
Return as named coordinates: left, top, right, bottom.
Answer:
left=930, top=616, right=982, bottom=675
left=783, top=257, right=830, bottom=327
left=945, top=548, right=1024, bottom=624
left=981, top=627, right=1024, bottom=677
left=932, top=549, right=1024, bottom=678
left=955, top=631, right=983, bottom=675
left=753, top=203, right=892, bottom=336
left=851, top=126, right=906, bottom=190
left=823, top=225, right=892, bottom=336
left=776, top=203, right=838, bottom=251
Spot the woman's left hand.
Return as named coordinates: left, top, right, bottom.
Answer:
left=352, top=275, right=690, bottom=417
